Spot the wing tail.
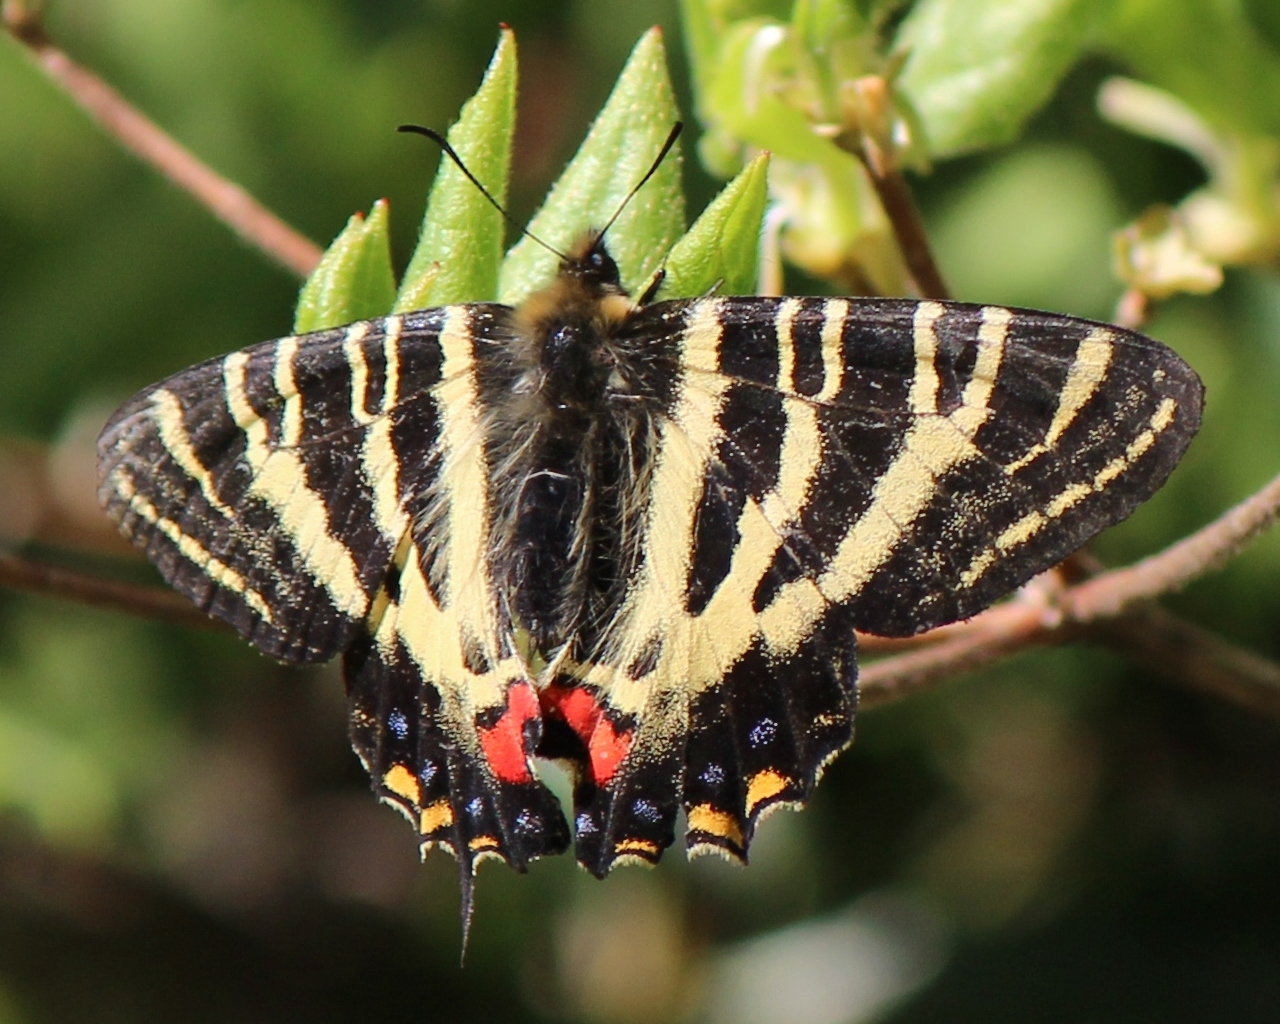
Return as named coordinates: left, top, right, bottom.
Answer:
left=344, top=635, right=570, bottom=891
left=542, top=605, right=857, bottom=876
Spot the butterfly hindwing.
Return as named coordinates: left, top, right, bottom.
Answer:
left=345, top=633, right=568, bottom=875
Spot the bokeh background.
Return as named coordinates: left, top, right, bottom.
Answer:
left=4, top=1, right=1280, bottom=1021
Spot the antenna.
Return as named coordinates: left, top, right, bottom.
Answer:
left=397, top=124, right=567, bottom=261
left=597, top=121, right=684, bottom=243
left=398, top=120, right=684, bottom=264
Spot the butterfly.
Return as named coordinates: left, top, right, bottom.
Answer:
left=96, top=127, right=1203, bottom=926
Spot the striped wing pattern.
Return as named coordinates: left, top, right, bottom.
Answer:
left=98, top=294, right=1201, bottom=890
left=553, top=297, right=1201, bottom=873
left=97, top=309, right=570, bottom=889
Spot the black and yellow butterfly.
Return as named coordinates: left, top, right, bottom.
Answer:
left=97, top=130, right=1202, bottom=921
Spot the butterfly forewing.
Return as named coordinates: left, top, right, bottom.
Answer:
left=667, top=297, right=1202, bottom=636
left=97, top=317, right=428, bottom=662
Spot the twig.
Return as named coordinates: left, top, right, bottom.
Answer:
left=861, top=471, right=1280, bottom=718
left=3, top=0, right=323, bottom=278
left=861, top=601, right=1280, bottom=725
left=1066, top=468, right=1280, bottom=621
left=0, top=551, right=222, bottom=632
left=833, top=75, right=951, bottom=300
left=856, top=138, right=951, bottom=300
left=1094, top=606, right=1280, bottom=721
left=859, top=600, right=1057, bottom=709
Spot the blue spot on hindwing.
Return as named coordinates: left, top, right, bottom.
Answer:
left=749, top=717, right=777, bottom=747
left=633, top=799, right=661, bottom=823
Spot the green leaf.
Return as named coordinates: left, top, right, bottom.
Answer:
left=498, top=27, right=686, bottom=305
left=293, top=199, right=396, bottom=333
left=681, top=0, right=794, bottom=112
left=894, top=0, right=1107, bottom=158
left=659, top=152, right=770, bottom=298
left=791, top=0, right=865, bottom=55
left=395, top=27, right=517, bottom=311
left=1101, top=0, right=1280, bottom=137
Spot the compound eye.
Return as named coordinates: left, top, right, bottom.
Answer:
left=586, top=247, right=619, bottom=285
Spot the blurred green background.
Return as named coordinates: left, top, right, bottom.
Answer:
left=4, top=1, right=1280, bottom=1021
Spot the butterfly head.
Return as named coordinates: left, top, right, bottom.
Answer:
left=559, top=230, right=624, bottom=295
left=516, top=229, right=636, bottom=337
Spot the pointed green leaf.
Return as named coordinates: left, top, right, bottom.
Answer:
left=895, top=0, right=1108, bottom=158
left=395, top=27, right=516, bottom=311
left=659, top=152, right=770, bottom=299
left=499, top=28, right=686, bottom=305
left=293, top=198, right=396, bottom=333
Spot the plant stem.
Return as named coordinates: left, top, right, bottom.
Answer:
left=0, top=551, right=221, bottom=632
left=3, top=0, right=323, bottom=278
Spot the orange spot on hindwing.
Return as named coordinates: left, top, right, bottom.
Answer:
left=477, top=681, right=540, bottom=783
left=540, top=683, right=634, bottom=785
left=420, top=799, right=454, bottom=834
left=381, top=764, right=422, bottom=805
left=687, top=804, right=745, bottom=849
left=745, top=769, right=790, bottom=816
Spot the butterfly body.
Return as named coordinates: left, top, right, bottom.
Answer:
left=478, top=233, right=671, bottom=655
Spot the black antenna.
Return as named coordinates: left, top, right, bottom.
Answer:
left=399, top=120, right=684, bottom=266
left=397, top=124, right=567, bottom=260
left=597, top=121, right=684, bottom=243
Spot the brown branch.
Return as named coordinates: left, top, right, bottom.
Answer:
left=832, top=75, right=951, bottom=302
left=861, top=470, right=1280, bottom=718
left=1093, top=605, right=1280, bottom=721
left=856, top=141, right=951, bottom=300
left=1065, top=468, right=1280, bottom=621
left=859, top=600, right=1058, bottom=709
left=0, top=551, right=222, bottom=632
left=3, top=0, right=322, bottom=278
left=861, top=601, right=1280, bottom=726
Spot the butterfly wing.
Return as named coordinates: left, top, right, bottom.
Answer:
left=98, top=308, right=569, bottom=881
left=544, top=296, right=1202, bottom=875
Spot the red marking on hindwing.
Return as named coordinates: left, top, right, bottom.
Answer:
left=478, top=681, right=539, bottom=783
left=541, top=684, right=633, bottom=785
